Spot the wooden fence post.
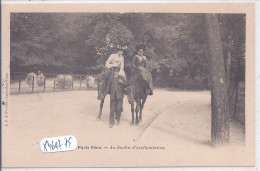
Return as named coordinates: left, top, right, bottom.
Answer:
left=80, top=75, right=82, bottom=90
left=234, top=81, right=239, bottom=119
left=43, top=76, right=46, bottom=92
left=53, top=77, right=56, bottom=91
left=72, top=75, right=74, bottom=90
left=18, top=78, right=21, bottom=94
left=63, top=75, right=65, bottom=91
left=32, top=75, right=34, bottom=93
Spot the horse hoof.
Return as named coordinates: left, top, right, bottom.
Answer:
left=130, top=122, right=134, bottom=125
left=135, top=121, right=139, bottom=125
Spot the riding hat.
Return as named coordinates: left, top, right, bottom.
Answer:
left=135, top=44, right=146, bottom=51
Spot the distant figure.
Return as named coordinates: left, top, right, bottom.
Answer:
left=55, top=75, right=73, bottom=89
left=86, top=76, right=95, bottom=88
left=94, top=77, right=98, bottom=88
left=26, top=72, right=45, bottom=87
left=37, top=71, right=45, bottom=86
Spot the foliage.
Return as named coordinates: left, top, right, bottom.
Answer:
left=11, top=13, right=245, bottom=83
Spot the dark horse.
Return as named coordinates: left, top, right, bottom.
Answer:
left=96, top=68, right=124, bottom=118
left=126, top=66, right=152, bottom=125
left=96, top=68, right=111, bottom=118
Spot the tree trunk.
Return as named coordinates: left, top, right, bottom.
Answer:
left=205, top=14, right=230, bottom=146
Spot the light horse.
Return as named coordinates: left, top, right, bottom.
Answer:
left=26, top=72, right=45, bottom=87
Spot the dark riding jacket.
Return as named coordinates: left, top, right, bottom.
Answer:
left=132, top=55, right=147, bottom=68
left=104, top=75, right=126, bottom=100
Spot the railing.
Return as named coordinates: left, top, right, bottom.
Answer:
left=10, top=72, right=98, bottom=95
left=228, top=82, right=245, bottom=124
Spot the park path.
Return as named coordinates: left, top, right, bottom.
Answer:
left=3, top=89, right=246, bottom=167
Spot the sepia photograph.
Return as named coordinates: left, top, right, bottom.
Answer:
left=1, top=3, right=255, bottom=167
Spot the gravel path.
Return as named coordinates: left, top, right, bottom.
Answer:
left=2, top=89, right=247, bottom=167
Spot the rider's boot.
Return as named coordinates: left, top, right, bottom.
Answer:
left=146, top=89, right=153, bottom=95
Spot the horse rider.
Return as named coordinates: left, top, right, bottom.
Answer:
left=105, top=45, right=126, bottom=79
left=131, top=45, right=153, bottom=95
left=101, top=64, right=127, bottom=128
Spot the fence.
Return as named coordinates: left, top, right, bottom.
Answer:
left=11, top=72, right=210, bottom=95
left=153, top=75, right=209, bottom=90
left=10, top=72, right=98, bottom=95
left=228, top=82, right=245, bottom=125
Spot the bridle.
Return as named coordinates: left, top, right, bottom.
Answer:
left=126, top=84, right=135, bottom=102
left=97, top=79, right=105, bottom=94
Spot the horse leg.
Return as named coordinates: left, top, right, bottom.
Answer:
left=121, top=98, right=123, bottom=112
left=97, top=98, right=105, bottom=118
left=139, top=100, right=142, bottom=122
left=130, top=102, right=135, bottom=125
left=139, top=95, right=147, bottom=122
left=135, top=99, right=140, bottom=125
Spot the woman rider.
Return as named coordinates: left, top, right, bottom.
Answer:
left=131, top=45, right=153, bottom=95
left=102, top=45, right=127, bottom=97
left=105, top=46, right=126, bottom=79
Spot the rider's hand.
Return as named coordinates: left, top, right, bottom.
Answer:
left=123, top=88, right=128, bottom=95
left=118, top=79, right=124, bottom=84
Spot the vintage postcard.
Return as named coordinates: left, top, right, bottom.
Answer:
left=1, top=2, right=255, bottom=167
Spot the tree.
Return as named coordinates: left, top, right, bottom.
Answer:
left=205, top=14, right=230, bottom=146
left=10, top=13, right=243, bottom=88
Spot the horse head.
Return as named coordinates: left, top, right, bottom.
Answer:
left=126, top=84, right=135, bottom=103
left=96, top=69, right=112, bottom=100
left=97, top=78, right=106, bottom=100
